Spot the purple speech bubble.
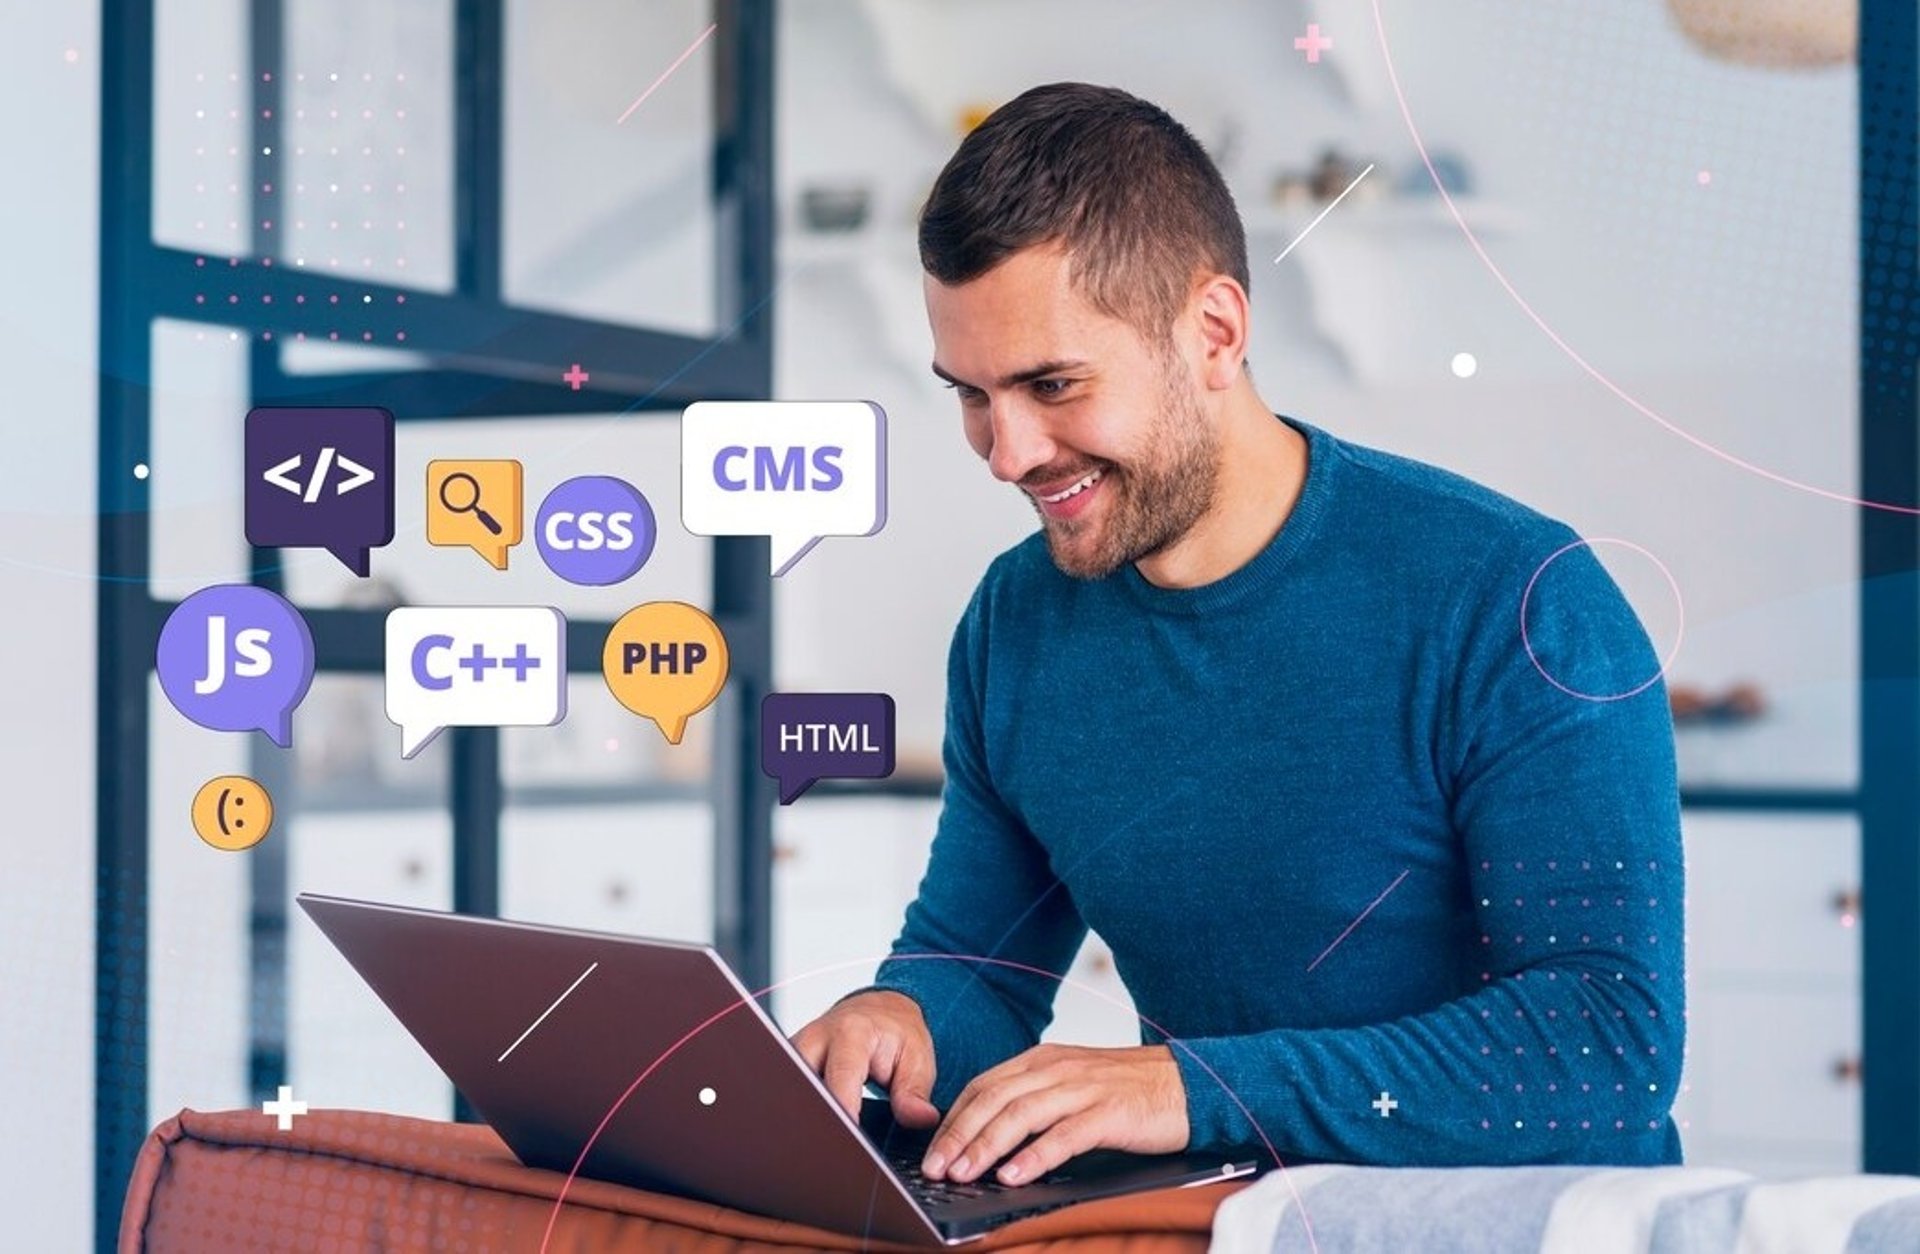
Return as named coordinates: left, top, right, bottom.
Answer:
left=244, top=406, right=395, bottom=576
left=760, top=692, right=896, bottom=804
left=156, top=585, right=316, bottom=747
left=534, top=475, right=657, bottom=586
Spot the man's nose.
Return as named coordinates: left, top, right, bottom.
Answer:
left=985, top=402, right=1054, bottom=485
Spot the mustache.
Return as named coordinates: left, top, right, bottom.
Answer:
left=1018, top=461, right=1111, bottom=492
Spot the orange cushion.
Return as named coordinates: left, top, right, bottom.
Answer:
left=120, top=1109, right=1248, bottom=1252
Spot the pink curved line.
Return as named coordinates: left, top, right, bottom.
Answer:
left=538, top=952, right=1318, bottom=1253
left=1520, top=537, right=1686, bottom=701
left=1367, top=0, right=1911, bottom=514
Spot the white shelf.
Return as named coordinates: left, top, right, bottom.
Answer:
left=1243, top=196, right=1526, bottom=244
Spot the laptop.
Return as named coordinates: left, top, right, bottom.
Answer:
left=298, top=893, right=1264, bottom=1246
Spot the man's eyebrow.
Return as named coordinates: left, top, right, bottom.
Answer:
left=930, top=359, right=1089, bottom=389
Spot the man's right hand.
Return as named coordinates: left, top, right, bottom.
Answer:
left=790, top=989, right=941, bottom=1129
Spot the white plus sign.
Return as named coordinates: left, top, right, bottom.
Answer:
left=262, top=1085, right=309, bottom=1130
left=1294, top=23, right=1334, bottom=64
left=1371, top=1091, right=1399, bottom=1118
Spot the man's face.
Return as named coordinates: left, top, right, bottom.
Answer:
left=925, top=244, right=1220, bottom=580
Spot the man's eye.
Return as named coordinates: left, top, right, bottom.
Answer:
left=943, top=381, right=986, bottom=404
left=1031, top=378, right=1071, bottom=398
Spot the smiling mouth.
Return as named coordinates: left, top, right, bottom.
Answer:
left=1036, top=468, right=1103, bottom=503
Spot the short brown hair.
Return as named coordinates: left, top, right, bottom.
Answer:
left=918, top=82, right=1249, bottom=340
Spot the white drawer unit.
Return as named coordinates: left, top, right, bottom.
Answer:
left=1685, top=986, right=1859, bottom=1174
left=500, top=801, right=714, bottom=944
left=286, top=810, right=455, bottom=1122
left=1684, top=812, right=1860, bottom=985
left=1677, top=811, right=1860, bottom=1175
left=771, top=796, right=934, bottom=1030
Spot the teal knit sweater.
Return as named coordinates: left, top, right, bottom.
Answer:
left=867, top=414, right=1685, bottom=1167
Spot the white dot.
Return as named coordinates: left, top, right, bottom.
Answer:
left=1451, top=352, right=1478, bottom=379
left=363, top=294, right=372, bottom=303
left=1697, top=170, right=1712, bottom=186
left=697, top=1087, right=717, bottom=1106
left=132, top=463, right=150, bottom=480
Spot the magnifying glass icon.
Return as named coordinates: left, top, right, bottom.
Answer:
left=438, top=472, right=504, bottom=535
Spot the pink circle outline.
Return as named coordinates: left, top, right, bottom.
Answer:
left=1368, top=0, right=1912, bottom=515
left=535, top=953, right=1317, bottom=1253
left=1520, top=537, right=1684, bottom=702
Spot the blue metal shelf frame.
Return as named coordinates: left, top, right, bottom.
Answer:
left=1860, top=0, right=1920, bottom=1176
left=93, top=0, right=776, bottom=1245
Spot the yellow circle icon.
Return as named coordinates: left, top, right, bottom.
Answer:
left=603, top=601, right=730, bottom=744
left=191, top=775, right=275, bottom=851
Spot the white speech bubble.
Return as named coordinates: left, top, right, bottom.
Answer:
left=384, top=606, right=568, bottom=758
left=681, top=401, right=887, bottom=576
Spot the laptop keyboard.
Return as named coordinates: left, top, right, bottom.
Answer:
left=888, top=1153, right=1023, bottom=1207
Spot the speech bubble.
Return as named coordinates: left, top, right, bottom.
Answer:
left=244, top=406, right=395, bottom=576
left=760, top=692, right=897, bottom=804
left=534, top=475, right=658, bottom=586
left=602, top=601, right=730, bottom=744
left=156, top=584, right=316, bottom=747
left=427, top=459, right=524, bottom=570
left=384, top=606, right=567, bottom=758
left=681, top=400, right=887, bottom=577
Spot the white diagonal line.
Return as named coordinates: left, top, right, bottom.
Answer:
left=498, top=961, right=599, bottom=1063
left=1272, top=162, right=1376, bottom=265
left=303, top=445, right=335, bottom=503
left=616, top=23, right=717, bottom=125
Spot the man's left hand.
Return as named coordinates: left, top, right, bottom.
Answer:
left=919, top=1043, right=1189, bottom=1186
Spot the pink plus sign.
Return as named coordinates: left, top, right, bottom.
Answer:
left=1295, top=23, right=1333, bottom=64
left=563, top=363, right=590, bottom=391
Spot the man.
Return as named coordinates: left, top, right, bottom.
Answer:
left=790, top=82, right=1684, bottom=1191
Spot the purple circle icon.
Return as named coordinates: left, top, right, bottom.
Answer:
left=534, top=476, right=657, bottom=586
left=156, top=585, right=316, bottom=747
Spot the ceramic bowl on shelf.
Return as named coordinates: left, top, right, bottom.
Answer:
left=799, top=185, right=872, bottom=233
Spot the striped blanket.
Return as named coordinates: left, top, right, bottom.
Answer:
left=1209, top=1165, right=1920, bottom=1253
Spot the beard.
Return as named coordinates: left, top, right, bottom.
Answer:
left=1033, top=372, right=1221, bottom=581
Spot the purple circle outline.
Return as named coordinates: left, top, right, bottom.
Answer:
left=1519, top=537, right=1684, bottom=703
left=1370, top=0, right=1915, bottom=515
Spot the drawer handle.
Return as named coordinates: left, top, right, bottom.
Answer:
left=1832, top=1056, right=1863, bottom=1085
left=1088, top=952, right=1113, bottom=974
left=1832, top=889, right=1861, bottom=926
left=773, top=843, right=799, bottom=864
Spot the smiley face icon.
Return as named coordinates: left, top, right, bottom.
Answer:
left=191, top=775, right=275, bottom=851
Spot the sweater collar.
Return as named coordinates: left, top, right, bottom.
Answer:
left=1117, top=413, right=1334, bottom=617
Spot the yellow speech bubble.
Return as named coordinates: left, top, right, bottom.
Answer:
left=427, top=459, right=523, bottom=569
left=191, top=774, right=275, bottom=851
left=603, top=601, right=730, bottom=744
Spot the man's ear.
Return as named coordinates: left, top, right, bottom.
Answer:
left=1192, top=274, right=1250, bottom=392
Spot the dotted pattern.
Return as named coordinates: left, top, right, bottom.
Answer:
left=184, top=68, right=414, bottom=344
left=1465, top=856, right=1685, bottom=1138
